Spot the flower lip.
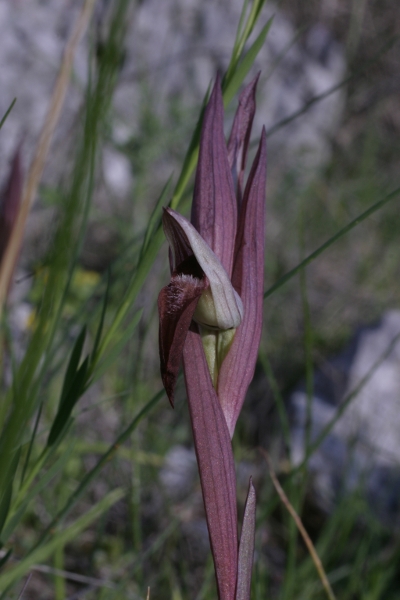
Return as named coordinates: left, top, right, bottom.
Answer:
left=158, top=269, right=207, bottom=406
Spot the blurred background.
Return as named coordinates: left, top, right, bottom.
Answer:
left=0, top=0, right=400, bottom=598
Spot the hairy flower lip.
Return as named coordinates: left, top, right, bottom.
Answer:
left=158, top=270, right=207, bottom=407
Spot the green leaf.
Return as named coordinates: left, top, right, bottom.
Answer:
left=1, top=443, right=76, bottom=543
left=59, top=326, right=86, bottom=408
left=0, top=489, right=124, bottom=591
left=35, top=389, right=163, bottom=550
left=19, top=403, right=43, bottom=488
left=47, top=357, right=89, bottom=447
left=0, top=450, right=20, bottom=538
left=239, top=0, right=266, bottom=52
left=90, top=272, right=110, bottom=365
left=225, top=0, right=266, bottom=83
left=0, top=549, right=12, bottom=570
left=0, top=98, right=16, bottom=131
left=235, top=0, right=250, bottom=49
left=0, top=483, right=12, bottom=541
left=264, top=186, right=400, bottom=300
left=223, top=17, right=273, bottom=106
left=252, top=0, right=266, bottom=31
left=0, top=0, right=129, bottom=502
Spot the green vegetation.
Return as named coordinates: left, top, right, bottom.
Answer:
left=0, top=0, right=399, bottom=598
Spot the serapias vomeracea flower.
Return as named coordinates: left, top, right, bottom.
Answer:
left=158, top=73, right=266, bottom=600
left=158, top=73, right=266, bottom=438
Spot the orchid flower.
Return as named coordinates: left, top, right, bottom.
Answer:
left=158, top=74, right=266, bottom=600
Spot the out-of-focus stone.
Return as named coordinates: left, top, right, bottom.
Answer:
left=159, top=445, right=197, bottom=501
left=290, top=310, right=400, bottom=525
left=102, top=147, right=132, bottom=198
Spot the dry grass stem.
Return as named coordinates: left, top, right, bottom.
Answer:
left=0, top=0, right=98, bottom=310
left=260, top=448, right=337, bottom=600
left=17, top=573, right=32, bottom=600
left=29, top=564, right=116, bottom=590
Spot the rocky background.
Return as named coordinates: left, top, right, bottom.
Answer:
left=1, top=0, right=400, bottom=598
left=1, top=0, right=348, bottom=268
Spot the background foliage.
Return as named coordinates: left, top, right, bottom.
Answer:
left=0, top=0, right=399, bottom=598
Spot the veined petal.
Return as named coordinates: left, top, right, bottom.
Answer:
left=164, top=208, right=243, bottom=330
left=227, top=73, right=260, bottom=206
left=191, top=74, right=237, bottom=277
left=218, top=129, right=267, bottom=437
left=183, top=329, right=238, bottom=600
left=158, top=273, right=206, bottom=406
left=236, top=478, right=256, bottom=600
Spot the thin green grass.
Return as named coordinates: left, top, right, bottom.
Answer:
left=1, top=0, right=400, bottom=597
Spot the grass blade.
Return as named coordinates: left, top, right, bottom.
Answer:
left=34, top=389, right=163, bottom=550
left=0, top=489, right=124, bottom=592
left=261, top=450, right=337, bottom=600
left=298, top=331, right=400, bottom=471
left=2, top=444, right=76, bottom=542
left=59, top=326, right=86, bottom=406
left=265, top=33, right=399, bottom=140
left=0, top=550, right=12, bottom=570
left=0, top=99, right=16, bottom=131
left=47, top=357, right=89, bottom=447
left=224, top=18, right=273, bottom=106
left=90, top=271, right=110, bottom=365
left=264, top=186, right=400, bottom=300
left=0, top=449, right=20, bottom=538
left=0, top=0, right=97, bottom=311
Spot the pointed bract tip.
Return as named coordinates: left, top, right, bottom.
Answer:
left=206, top=72, right=223, bottom=114
left=214, top=71, right=222, bottom=90
left=236, top=477, right=256, bottom=600
left=162, top=371, right=176, bottom=408
left=227, top=75, right=261, bottom=205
